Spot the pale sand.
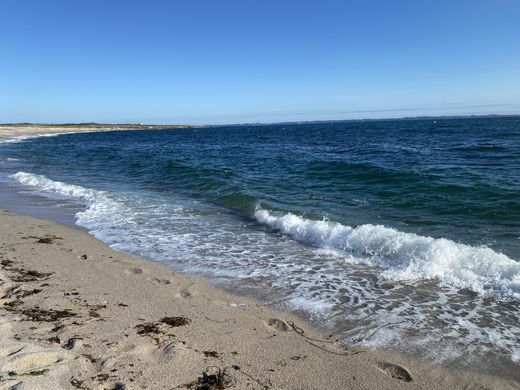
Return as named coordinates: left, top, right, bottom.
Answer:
left=0, top=125, right=183, bottom=140
left=0, top=211, right=518, bottom=389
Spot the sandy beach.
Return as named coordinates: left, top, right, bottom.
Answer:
left=0, top=128, right=518, bottom=389
left=1, top=210, right=518, bottom=390
left=0, top=125, right=195, bottom=140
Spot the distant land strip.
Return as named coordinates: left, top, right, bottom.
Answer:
left=0, top=122, right=203, bottom=129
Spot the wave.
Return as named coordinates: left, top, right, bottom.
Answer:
left=12, top=172, right=101, bottom=201
left=9, top=172, right=128, bottom=232
left=254, top=208, right=520, bottom=299
left=10, top=171, right=520, bottom=301
left=0, top=132, right=73, bottom=144
left=9, top=171, right=520, bottom=366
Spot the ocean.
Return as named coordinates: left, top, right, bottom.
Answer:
left=1, top=117, right=519, bottom=379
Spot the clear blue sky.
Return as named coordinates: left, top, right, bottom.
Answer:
left=1, top=1, right=519, bottom=124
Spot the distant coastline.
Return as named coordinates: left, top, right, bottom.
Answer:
left=2, top=113, right=519, bottom=130
left=0, top=122, right=203, bottom=129
left=214, top=113, right=520, bottom=127
left=0, top=123, right=203, bottom=139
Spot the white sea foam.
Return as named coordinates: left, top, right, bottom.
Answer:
left=12, top=172, right=101, bottom=202
left=9, top=172, right=128, bottom=234
left=254, top=208, right=520, bottom=299
left=0, top=132, right=67, bottom=144
left=11, top=171, right=520, bottom=301
left=9, top=172, right=520, bottom=367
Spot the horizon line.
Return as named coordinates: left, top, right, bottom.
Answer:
left=2, top=113, right=520, bottom=128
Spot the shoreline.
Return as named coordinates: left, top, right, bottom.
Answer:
left=0, top=128, right=518, bottom=388
left=0, top=124, right=199, bottom=140
left=0, top=212, right=517, bottom=389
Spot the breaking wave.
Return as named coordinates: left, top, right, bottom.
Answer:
left=254, top=208, right=520, bottom=299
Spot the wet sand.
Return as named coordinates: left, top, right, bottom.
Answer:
left=0, top=210, right=518, bottom=389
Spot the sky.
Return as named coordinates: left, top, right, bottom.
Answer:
left=1, top=0, right=520, bottom=125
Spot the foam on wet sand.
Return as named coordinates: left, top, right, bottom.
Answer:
left=0, top=210, right=518, bottom=389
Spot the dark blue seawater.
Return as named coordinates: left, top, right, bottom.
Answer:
left=1, top=117, right=519, bottom=377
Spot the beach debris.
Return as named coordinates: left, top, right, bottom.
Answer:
left=203, top=351, right=220, bottom=358
left=377, top=362, right=413, bottom=382
left=178, top=366, right=235, bottom=389
left=65, top=336, right=84, bottom=350
left=29, top=234, right=62, bottom=244
left=19, top=307, right=76, bottom=322
left=10, top=269, right=52, bottom=282
left=136, top=322, right=161, bottom=335
left=3, top=299, right=23, bottom=309
left=3, top=265, right=52, bottom=283
left=161, top=316, right=191, bottom=327
left=1, top=258, right=52, bottom=282
left=7, top=368, right=49, bottom=377
left=267, top=318, right=288, bottom=331
left=48, top=336, right=61, bottom=344
left=88, top=304, right=107, bottom=318
left=153, top=277, right=171, bottom=285
left=1, top=259, right=14, bottom=267
left=96, top=373, right=110, bottom=383
left=286, top=320, right=363, bottom=356
left=2, top=286, right=43, bottom=299
left=36, top=237, right=54, bottom=244
left=136, top=316, right=191, bottom=338
left=16, top=288, right=42, bottom=298
left=70, top=377, right=88, bottom=389
left=83, top=354, right=100, bottom=363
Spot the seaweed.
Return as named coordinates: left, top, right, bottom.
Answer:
left=161, top=316, right=191, bottom=327
left=3, top=299, right=23, bottom=309
left=88, top=304, right=106, bottom=318
left=2, top=287, right=43, bottom=299
left=10, top=269, right=52, bottom=283
left=20, top=307, right=76, bottom=322
left=8, top=368, right=49, bottom=377
left=83, top=354, right=99, bottom=363
left=136, top=316, right=191, bottom=337
left=136, top=322, right=161, bottom=336
left=70, top=377, right=87, bottom=389
left=178, top=366, right=235, bottom=389
left=48, top=336, right=61, bottom=344
left=29, top=235, right=62, bottom=244
left=1, top=259, right=13, bottom=267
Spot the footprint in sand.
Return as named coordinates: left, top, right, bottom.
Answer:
left=3, top=351, right=65, bottom=373
left=175, top=290, right=192, bottom=299
left=151, top=277, right=171, bottom=285
left=377, top=362, right=413, bottom=382
left=123, top=267, right=143, bottom=275
left=267, top=318, right=288, bottom=332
